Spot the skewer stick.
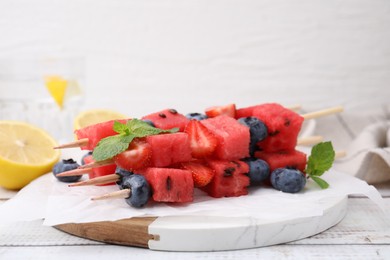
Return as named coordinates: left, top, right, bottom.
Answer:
left=56, top=168, right=92, bottom=177
left=302, top=106, right=344, bottom=120
left=91, top=189, right=130, bottom=201
left=78, top=159, right=115, bottom=169
left=69, top=174, right=119, bottom=187
left=53, top=138, right=89, bottom=149
left=335, top=150, right=347, bottom=159
left=297, top=136, right=323, bottom=146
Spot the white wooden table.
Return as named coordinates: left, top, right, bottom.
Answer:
left=0, top=184, right=389, bottom=260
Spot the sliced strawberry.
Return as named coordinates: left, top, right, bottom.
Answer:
left=184, top=120, right=218, bottom=158
left=205, top=103, right=236, bottom=118
left=114, top=139, right=152, bottom=171
left=181, top=161, right=215, bottom=187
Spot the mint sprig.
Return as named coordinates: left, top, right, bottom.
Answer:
left=92, top=119, right=179, bottom=161
left=306, top=141, right=335, bottom=189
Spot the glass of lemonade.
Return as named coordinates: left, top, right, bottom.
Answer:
left=0, top=55, right=85, bottom=142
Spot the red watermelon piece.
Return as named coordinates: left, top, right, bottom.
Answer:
left=201, top=115, right=250, bottom=160
left=205, top=103, right=236, bottom=118
left=201, top=160, right=250, bottom=198
left=235, top=105, right=257, bottom=119
left=255, top=150, right=307, bottom=173
left=74, top=119, right=128, bottom=150
left=142, top=168, right=194, bottom=203
left=83, top=155, right=117, bottom=185
left=142, top=109, right=189, bottom=132
left=253, top=103, right=304, bottom=152
left=146, top=132, right=192, bottom=167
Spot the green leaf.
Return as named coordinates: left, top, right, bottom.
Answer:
left=92, top=134, right=135, bottom=161
left=306, top=141, right=335, bottom=176
left=311, top=176, right=330, bottom=189
left=113, top=121, right=129, bottom=134
left=92, top=118, right=179, bottom=162
left=127, top=119, right=178, bottom=137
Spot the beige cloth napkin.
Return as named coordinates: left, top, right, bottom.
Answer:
left=334, top=121, right=390, bottom=184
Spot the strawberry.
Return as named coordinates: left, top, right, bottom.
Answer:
left=184, top=120, right=218, bottom=158
left=114, top=139, right=152, bottom=171
left=205, top=103, right=236, bottom=118
left=181, top=161, right=215, bottom=187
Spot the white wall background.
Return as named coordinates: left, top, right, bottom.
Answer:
left=0, top=0, right=389, bottom=118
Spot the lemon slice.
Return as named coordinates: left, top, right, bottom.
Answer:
left=45, top=76, right=68, bottom=108
left=0, top=121, right=61, bottom=190
left=74, top=109, right=128, bottom=130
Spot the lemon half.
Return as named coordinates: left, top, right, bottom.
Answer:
left=74, top=109, right=128, bottom=130
left=0, top=121, right=61, bottom=190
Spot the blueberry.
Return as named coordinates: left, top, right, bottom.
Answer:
left=142, top=119, right=155, bottom=127
left=186, top=112, right=208, bottom=121
left=81, top=151, right=93, bottom=165
left=243, top=158, right=270, bottom=185
left=52, top=159, right=82, bottom=183
left=270, top=168, right=306, bottom=193
left=121, top=175, right=151, bottom=208
left=238, top=117, right=268, bottom=155
left=115, top=166, right=134, bottom=189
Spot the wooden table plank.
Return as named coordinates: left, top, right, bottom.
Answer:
left=0, top=244, right=389, bottom=260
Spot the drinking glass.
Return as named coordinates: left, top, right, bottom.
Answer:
left=0, top=56, right=85, bottom=142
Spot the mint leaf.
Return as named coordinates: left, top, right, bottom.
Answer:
left=126, top=119, right=178, bottom=137
left=311, top=176, right=330, bottom=189
left=306, top=141, right=335, bottom=189
left=113, top=121, right=129, bottom=134
left=93, top=134, right=135, bottom=161
left=92, top=119, right=179, bottom=161
left=306, top=141, right=335, bottom=176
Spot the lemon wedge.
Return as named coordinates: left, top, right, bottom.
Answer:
left=45, top=76, right=68, bottom=108
left=74, top=109, right=128, bottom=130
left=0, top=121, right=61, bottom=190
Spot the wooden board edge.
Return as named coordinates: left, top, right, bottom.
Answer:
left=55, top=216, right=159, bottom=248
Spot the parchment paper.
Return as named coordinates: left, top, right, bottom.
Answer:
left=0, top=168, right=386, bottom=226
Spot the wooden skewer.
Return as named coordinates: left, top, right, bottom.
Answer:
left=297, top=136, right=323, bottom=146
left=91, top=189, right=131, bottom=201
left=301, top=106, right=344, bottom=120
left=78, top=159, right=115, bottom=169
left=53, top=138, right=89, bottom=149
left=335, top=150, right=347, bottom=159
left=56, top=168, right=92, bottom=177
left=69, top=174, right=119, bottom=187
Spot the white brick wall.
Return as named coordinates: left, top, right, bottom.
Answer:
left=0, top=0, right=389, bottom=117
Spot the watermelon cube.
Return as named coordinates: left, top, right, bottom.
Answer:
left=142, top=168, right=194, bottom=203
left=235, top=105, right=257, bottom=119
left=142, top=109, right=190, bottom=132
left=255, top=150, right=307, bottom=173
left=252, top=103, right=304, bottom=152
left=201, top=115, right=250, bottom=160
left=201, top=160, right=250, bottom=198
left=74, top=119, right=128, bottom=150
left=146, top=132, right=192, bottom=167
left=83, top=155, right=117, bottom=185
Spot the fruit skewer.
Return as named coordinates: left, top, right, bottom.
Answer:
left=64, top=150, right=346, bottom=188
left=55, top=134, right=325, bottom=179
left=53, top=106, right=342, bottom=150
left=88, top=174, right=151, bottom=208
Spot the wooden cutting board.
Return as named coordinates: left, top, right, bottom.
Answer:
left=55, top=195, right=348, bottom=251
